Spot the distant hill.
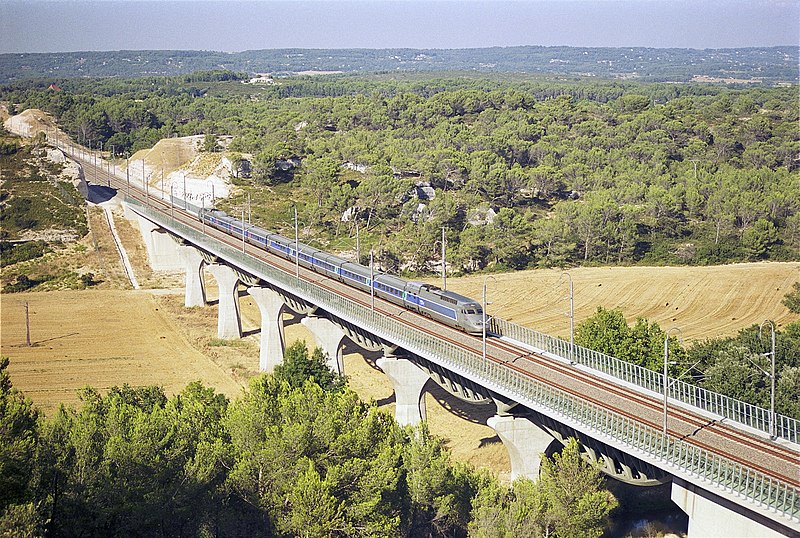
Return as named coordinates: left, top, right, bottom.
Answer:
left=1, top=46, right=797, bottom=84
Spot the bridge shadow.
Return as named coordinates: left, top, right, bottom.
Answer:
left=375, top=394, right=396, bottom=406
left=344, top=342, right=384, bottom=371
left=342, top=343, right=494, bottom=426
left=86, top=184, right=118, bottom=204
left=283, top=310, right=303, bottom=327
left=425, top=380, right=496, bottom=426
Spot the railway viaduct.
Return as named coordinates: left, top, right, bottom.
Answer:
left=44, top=133, right=800, bottom=538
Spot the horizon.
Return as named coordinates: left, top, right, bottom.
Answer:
left=1, top=1, right=798, bottom=54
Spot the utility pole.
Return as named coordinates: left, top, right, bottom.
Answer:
left=663, top=327, right=683, bottom=436
left=759, top=320, right=777, bottom=439
left=482, top=276, right=496, bottom=364
left=441, top=226, right=447, bottom=291
left=24, top=302, right=31, bottom=346
left=560, top=272, right=574, bottom=363
left=370, top=250, right=375, bottom=311
left=241, top=208, right=246, bottom=253
left=294, top=206, right=300, bottom=278
left=356, top=221, right=361, bottom=263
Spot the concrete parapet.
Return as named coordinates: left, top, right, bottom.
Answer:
left=300, top=315, right=346, bottom=374
left=376, top=355, right=430, bottom=426
left=132, top=212, right=182, bottom=271
left=247, top=286, right=286, bottom=372
left=671, top=478, right=789, bottom=538
left=487, top=414, right=556, bottom=481
left=207, top=263, right=242, bottom=340
left=178, top=244, right=206, bottom=307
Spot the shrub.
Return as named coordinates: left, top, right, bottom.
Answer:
left=0, top=241, right=50, bottom=268
left=783, top=282, right=800, bottom=314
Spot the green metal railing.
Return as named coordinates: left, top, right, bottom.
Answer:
left=490, top=318, right=799, bottom=444
left=130, top=199, right=800, bottom=523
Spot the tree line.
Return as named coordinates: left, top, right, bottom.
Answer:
left=1, top=47, right=796, bottom=83
left=0, top=342, right=619, bottom=538
left=575, top=311, right=800, bottom=420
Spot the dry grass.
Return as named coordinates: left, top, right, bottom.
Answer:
left=0, top=289, right=244, bottom=415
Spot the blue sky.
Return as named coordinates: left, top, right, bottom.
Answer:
left=1, top=1, right=798, bottom=53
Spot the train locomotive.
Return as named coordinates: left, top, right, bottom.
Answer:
left=199, top=209, right=486, bottom=335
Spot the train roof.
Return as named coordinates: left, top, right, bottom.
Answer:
left=436, top=288, right=481, bottom=306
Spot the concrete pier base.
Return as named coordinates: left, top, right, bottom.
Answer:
left=133, top=213, right=182, bottom=271
left=671, top=478, right=788, bottom=538
left=247, top=286, right=286, bottom=372
left=206, top=263, right=241, bottom=339
left=376, top=355, right=430, bottom=426
left=300, top=315, right=346, bottom=374
left=487, top=414, right=556, bottom=481
left=178, top=245, right=206, bottom=307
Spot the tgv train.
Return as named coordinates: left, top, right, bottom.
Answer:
left=199, top=209, right=486, bottom=335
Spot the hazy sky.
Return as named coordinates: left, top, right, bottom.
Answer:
left=1, top=1, right=798, bottom=53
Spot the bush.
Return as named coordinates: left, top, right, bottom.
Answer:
left=783, top=282, right=800, bottom=314
left=0, top=241, right=50, bottom=268
left=0, top=139, right=20, bottom=155
left=79, top=273, right=97, bottom=288
left=3, top=275, right=39, bottom=293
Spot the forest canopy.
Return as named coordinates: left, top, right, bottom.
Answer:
left=2, top=73, right=798, bottom=273
left=0, top=351, right=619, bottom=538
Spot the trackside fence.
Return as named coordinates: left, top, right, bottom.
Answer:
left=129, top=198, right=800, bottom=524
left=489, top=318, right=799, bottom=445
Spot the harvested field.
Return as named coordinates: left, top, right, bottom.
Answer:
left=439, top=262, right=799, bottom=342
left=0, top=289, right=244, bottom=414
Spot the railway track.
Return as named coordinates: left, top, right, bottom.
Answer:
left=75, top=150, right=800, bottom=490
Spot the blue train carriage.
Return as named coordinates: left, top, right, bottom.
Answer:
left=310, top=251, right=348, bottom=279
left=265, top=233, right=295, bottom=258
left=339, top=261, right=373, bottom=293
left=200, top=208, right=228, bottom=229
